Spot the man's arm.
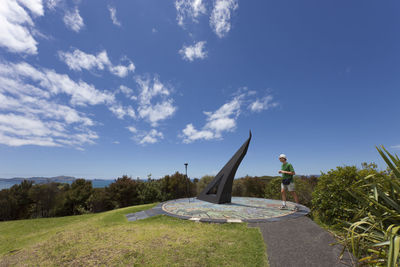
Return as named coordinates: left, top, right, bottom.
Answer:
left=281, top=170, right=295, bottom=175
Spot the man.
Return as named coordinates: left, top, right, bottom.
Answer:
left=278, top=154, right=299, bottom=211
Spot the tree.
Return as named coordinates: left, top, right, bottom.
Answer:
left=87, top=188, right=115, bottom=213
left=62, top=179, right=94, bottom=215
left=106, top=175, right=141, bottom=208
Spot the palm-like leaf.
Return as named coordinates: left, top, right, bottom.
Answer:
left=342, top=146, right=400, bottom=266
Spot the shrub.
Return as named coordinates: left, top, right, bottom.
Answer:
left=294, top=176, right=318, bottom=209
left=232, top=176, right=268, bottom=198
left=87, top=188, right=115, bottom=213
left=341, top=147, right=400, bottom=266
left=196, top=175, right=214, bottom=195
left=312, top=165, right=381, bottom=227
left=264, top=177, right=282, bottom=200
left=106, top=176, right=141, bottom=208
left=311, top=166, right=361, bottom=226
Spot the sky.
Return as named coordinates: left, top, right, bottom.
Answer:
left=0, top=0, right=399, bottom=179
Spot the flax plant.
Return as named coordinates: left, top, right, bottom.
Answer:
left=342, top=146, right=400, bottom=266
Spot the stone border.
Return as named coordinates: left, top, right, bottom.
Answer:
left=161, top=197, right=310, bottom=223
left=125, top=198, right=310, bottom=223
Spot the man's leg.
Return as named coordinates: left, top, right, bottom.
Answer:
left=280, top=184, right=287, bottom=209
left=290, top=191, right=299, bottom=204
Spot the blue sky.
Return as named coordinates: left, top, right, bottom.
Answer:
left=0, top=0, right=399, bottom=179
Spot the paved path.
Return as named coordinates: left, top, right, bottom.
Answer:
left=249, top=216, right=356, bottom=267
left=125, top=203, right=164, bottom=221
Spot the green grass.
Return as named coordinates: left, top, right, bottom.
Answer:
left=0, top=203, right=268, bottom=266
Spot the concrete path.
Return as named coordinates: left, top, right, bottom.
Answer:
left=125, top=203, right=164, bottom=222
left=249, top=216, right=356, bottom=267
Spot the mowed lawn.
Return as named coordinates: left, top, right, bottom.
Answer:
left=0, top=203, right=268, bottom=266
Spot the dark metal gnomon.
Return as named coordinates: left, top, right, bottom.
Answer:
left=197, top=131, right=252, bottom=204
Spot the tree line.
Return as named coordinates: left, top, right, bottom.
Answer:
left=0, top=172, right=318, bottom=221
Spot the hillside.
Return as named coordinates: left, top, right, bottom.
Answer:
left=0, top=203, right=268, bottom=266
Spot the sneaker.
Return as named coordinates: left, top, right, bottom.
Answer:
left=279, top=205, right=288, bottom=210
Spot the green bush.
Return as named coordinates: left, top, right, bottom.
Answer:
left=312, top=166, right=361, bottom=226
left=312, top=165, right=381, bottom=226
left=264, top=177, right=282, bottom=200
left=196, top=175, right=214, bottom=195
left=232, top=176, right=268, bottom=198
left=293, top=176, right=318, bottom=208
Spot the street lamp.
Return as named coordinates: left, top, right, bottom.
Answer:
left=184, top=163, right=188, bottom=177
left=184, top=163, right=189, bottom=202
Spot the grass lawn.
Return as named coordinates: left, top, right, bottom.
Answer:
left=0, top=203, right=268, bottom=266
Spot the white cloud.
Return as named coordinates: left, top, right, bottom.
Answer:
left=134, top=75, right=176, bottom=126
left=0, top=61, right=114, bottom=106
left=108, top=6, right=121, bottom=26
left=391, top=145, right=400, bottom=150
left=210, top=0, right=238, bottom=38
left=63, top=8, right=84, bottom=32
left=139, top=129, right=163, bottom=145
left=127, top=127, right=163, bottom=145
left=175, top=0, right=206, bottom=26
left=58, top=49, right=135, bottom=77
left=127, top=126, right=137, bottom=133
left=109, top=62, right=135, bottom=78
left=0, top=61, right=122, bottom=148
left=181, top=90, right=278, bottom=143
left=181, top=95, right=242, bottom=143
left=249, top=95, right=279, bottom=112
left=182, top=124, right=214, bottom=143
left=119, top=85, right=134, bottom=97
left=138, top=100, right=176, bottom=126
left=45, top=0, right=60, bottom=10
left=0, top=0, right=44, bottom=54
left=152, top=28, right=157, bottom=33
left=18, top=0, right=44, bottom=16
left=179, top=41, right=207, bottom=61
left=109, top=104, right=136, bottom=119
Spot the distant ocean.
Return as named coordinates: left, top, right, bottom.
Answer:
left=0, top=179, right=114, bottom=190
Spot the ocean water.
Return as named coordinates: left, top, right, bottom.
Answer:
left=0, top=179, right=114, bottom=190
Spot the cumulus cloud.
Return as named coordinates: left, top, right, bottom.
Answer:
left=0, top=61, right=109, bottom=148
left=63, top=8, right=84, bottom=32
left=134, top=75, right=177, bottom=126
left=108, top=6, right=121, bottom=26
left=179, top=41, right=207, bottom=61
left=0, top=0, right=44, bottom=54
left=210, top=0, right=238, bottom=38
left=249, top=95, right=279, bottom=112
left=45, top=0, right=60, bottom=10
left=118, top=85, right=136, bottom=99
left=0, top=61, right=114, bottom=106
left=181, top=95, right=242, bottom=143
left=181, top=90, right=278, bottom=143
left=175, top=0, right=206, bottom=26
left=128, top=128, right=164, bottom=145
left=138, top=129, right=164, bottom=145
left=58, top=49, right=135, bottom=77
left=109, top=104, right=136, bottom=119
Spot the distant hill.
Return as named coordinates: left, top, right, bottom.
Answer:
left=0, top=176, right=77, bottom=184
left=0, top=176, right=115, bottom=189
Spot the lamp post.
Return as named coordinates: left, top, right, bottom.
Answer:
left=184, top=163, right=189, bottom=202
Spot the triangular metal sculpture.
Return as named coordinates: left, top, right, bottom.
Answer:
left=197, top=131, right=252, bottom=204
